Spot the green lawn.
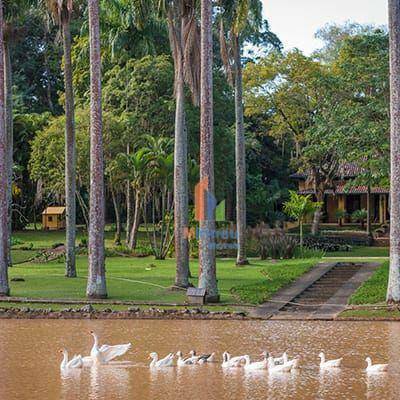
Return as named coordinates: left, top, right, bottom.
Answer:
left=12, top=229, right=149, bottom=250
left=288, top=223, right=376, bottom=234
left=325, top=246, right=389, bottom=258
left=7, top=252, right=318, bottom=305
left=348, top=261, right=388, bottom=305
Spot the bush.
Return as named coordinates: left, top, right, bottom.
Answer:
left=11, top=237, right=24, bottom=247
left=251, top=224, right=298, bottom=259
left=294, top=247, right=326, bottom=259
left=303, top=236, right=353, bottom=252
left=351, top=209, right=368, bottom=229
left=79, top=236, right=88, bottom=248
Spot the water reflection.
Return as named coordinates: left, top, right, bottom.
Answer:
left=0, top=320, right=399, bottom=400
left=89, top=364, right=130, bottom=400
left=60, top=369, right=82, bottom=400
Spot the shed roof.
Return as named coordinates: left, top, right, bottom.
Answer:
left=42, top=207, right=66, bottom=215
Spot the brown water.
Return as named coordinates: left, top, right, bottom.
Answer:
left=0, top=319, right=399, bottom=400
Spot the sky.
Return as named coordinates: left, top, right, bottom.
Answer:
left=263, top=0, right=388, bottom=54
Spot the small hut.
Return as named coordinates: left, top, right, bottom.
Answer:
left=42, top=207, right=66, bottom=230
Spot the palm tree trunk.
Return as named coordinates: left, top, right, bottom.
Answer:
left=388, top=0, right=400, bottom=303
left=128, top=191, right=141, bottom=250
left=111, top=187, right=121, bottom=245
left=125, top=144, right=132, bottom=245
left=0, top=2, right=10, bottom=296
left=198, top=0, right=219, bottom=302
left=233, top=36, right=248, bottom=266
left=44, top=28, right=54, bottom=113
left=174, top=55, right=190, bottom=288
left=4, top=40, right=12, bottom=268
left=86, top=0, right=107, bottom=299
left=62, top=18, right=77, bottom=278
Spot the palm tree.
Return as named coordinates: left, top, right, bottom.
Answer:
left=156, top=0, right=201, bottom=288
left=3, top=0, right=32, bottom=267
left=218, top=0, right=279, bottom=265
left=0, top=0, right=10, bottom=296
left=198, top=0, right=219, bottom=302
left=86, top=0, right=107, bottom=298
left=387, top=0, right=400, bottom=303
left=127, top=149, right=151, bottom=250
left=45, top=0, right=77, bottom=278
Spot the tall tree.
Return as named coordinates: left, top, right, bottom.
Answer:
left=198, top=0, right=218, bottom=301
left=156, top=0, right=201, bottom=288
left=388, top=0, right=400, bottom=303
left=3, top=0, right=32, bottom=266
left=0, top=0, right=9, bottom=295
left=218, top=0, right=278, bottom=265
left=86, top=0, right=107, bottom=298
left=45, top=0, right=77, bottom=278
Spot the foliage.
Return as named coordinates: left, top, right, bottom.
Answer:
left=335, top=209, right=347, bottom=220
left=11, top=237, right=24, bottom=246
left=283, top=191, right=322, bottom=246
left=103, top=55, right=175, bottom=139
left=250, top=223, right=298, bottom=260
left=351, top=209, right=368, bottom=228
left=302, top=236, right=352, bottom=252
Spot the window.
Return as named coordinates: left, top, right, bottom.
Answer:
left=48, top=216, right=53, bottom=222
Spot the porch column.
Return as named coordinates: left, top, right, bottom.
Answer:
left=379, top=194, right=387, bottom=224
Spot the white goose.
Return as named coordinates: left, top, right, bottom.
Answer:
left=188, top=350, right=215, bottom=364
left=319, top=352, right=342, bottom=369
left=225, top=352, right=247, bottom=365
left=243, top=355, right=268, bottom=370
left=149, top=352, right=174, bottom=368
left=88, top=331, right=131, bottom=364
left=60, top=349, right=83, bottom=372
left=222, top=352, right=243, bottom=368
left=267, top=356, right=293, bottom=373
left=261, top=351, right=285, bottom=365
left=283, top=352, right=300, bottom=369
left=365, top=357, right=388, bottom=373
left=176, top=351, right=194, bottom=366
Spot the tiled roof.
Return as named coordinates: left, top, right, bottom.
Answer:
left=291, top=162, right=364, bottom=180
left=299, top=185, right=389, bottom=195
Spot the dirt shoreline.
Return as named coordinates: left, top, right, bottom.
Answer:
left=1, top=307, right=400, bottom=321
left=0, top=307, right=256, bottom=320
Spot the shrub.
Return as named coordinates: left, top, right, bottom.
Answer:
left=335, top=209, right=347, bottom=226
left=351, top=209, right=368, bottom=229
left=303, top=236, right=353, bottom=252
left=294, top=247, right=326, bottom=259
left=11, top=237, right=23, bottom=247
left=251, top=224, right=298, bottom=259
left=79, top=236, right=88, bottom=248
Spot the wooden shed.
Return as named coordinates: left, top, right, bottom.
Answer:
left=42, top=207, right=66, bottom=230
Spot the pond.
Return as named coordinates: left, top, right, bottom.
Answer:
left=0, top=319, right=398, bottom=399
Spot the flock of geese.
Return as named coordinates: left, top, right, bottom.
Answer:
left=60, top=331, right=389, bottom=375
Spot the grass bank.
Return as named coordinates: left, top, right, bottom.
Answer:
left=325, top=246, right=389, bottom=258
left=7, top=253, right=318, bottom=305
left=337, top=261, right=398, bottom=319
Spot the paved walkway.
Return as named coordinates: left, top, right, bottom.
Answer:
left=251, top=262, right=381, bottom=320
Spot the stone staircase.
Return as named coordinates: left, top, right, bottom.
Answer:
left=276, top=263, right=363, bottom=316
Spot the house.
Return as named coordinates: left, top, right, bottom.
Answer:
left=291, top=163, right=389, bottom=224
left=42, top=207, right=66, bottom=230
